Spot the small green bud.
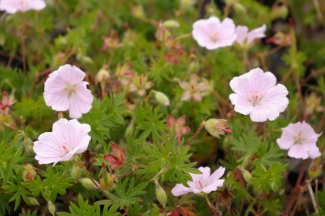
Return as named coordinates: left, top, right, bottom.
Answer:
left=155, top=182, right=167, bottom=208
left=204, top=119, right=232, bottom=138
left=233, top=3, right=246, bottom=13
left=131, top=5, right=145, bottom=19
left=48, top=201, right=56, bottom=216
left=240, top=168, right=252, bottom=183
left=154, top=91, right=170, bottom=106
left=125, top=119, right=135, bottom=137
left=188, top=60, right=199, bottom=74
left=162, top=20, right=180, bottom=29
left=79, top=178, right=99, bottom=190
left=70, top=164, right=81, bottom=180
left=28, top=197, right=39, bottom=206
left=95, top=66, right=110, bottom=85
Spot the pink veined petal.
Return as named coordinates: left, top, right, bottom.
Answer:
left=178, top=81, right=189, bottom=90
left=197, top=82, right=209, bottom=91
left=246, top=24, right=266, bottom=45
left=195, top=167, right=211, bottom=182
left=187, top=181, right=203, bottom=194
left=248, top=69, right=277, bottom=94
left=57, top=146, right=81, bottom=164
left=171, top=184, right=193, bottom=196
left=27, top=0, right=46, bottom=11
left=218, top=18, right=236, bottom=38
left=250, top=106, right=268, bottom=122
left=209, top=167, right=225, bottom=183
left=44, top=91, right=70, bottom=111
left=202, top=179, right=225, bottom=194
left=229, top=93, right=254, bottom=115
left=235, top=25, right=249, bottom=46
left=167, top=116, right=176, bottom=128
left=177, top=116, right=186, bottom=125
left=58, top=65, right=86, bottom=84
left=181, top=91, right=191, bottom=101
left=277, top=136, right=294, bottom=150
left=308, top=147, right=321, bottom=159
left=181, top=126, right=190, bottom=134
left=288, top=145, right=309, bottom=159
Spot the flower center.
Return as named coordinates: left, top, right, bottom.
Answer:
left=196, top=179, right=205, bottom=189
left=210, top=32, right=219, bottom=42
left=64, top=84, right=77, bottom=97
left=18, top=0, right=27, bottom=7
left=61, top=145, right=71, bottom=156
left=249, top=93, right=262, bottom=106
left=294, top=132, right=305, bottom=145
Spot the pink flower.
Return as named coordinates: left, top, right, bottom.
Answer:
left=171, top=166, right=225, bottom=196
left=235, top=24, right=266, bottom=47
left=277, top=121, right=322, bottom=160
left=0, top=0, right=46, bottom=14
left=229, top=68, right=289, bottom=122
left=0, top=92, right=16, bottom=115
left=44, top=64, right=93, bottom=119
left=167, top=115, right=190, bottom=145
left=175, top=74, right=209, bottom=101
left=33, top=118, right=91, bottom=166
left=192, top=16, right=237, bottom=50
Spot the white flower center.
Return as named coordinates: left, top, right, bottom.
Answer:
left=210, top=32, right=219, bottom=43
left=294, top=132, right=305, bottom=145
left=195, top=179, right=206, bottom=190
left=17, top=0, right=27, bottom=7
left=64, top=84, right=77, bottom=97
left=249, top=93, right=263, bottom=106
left=61, top=145, right=71, bottom=156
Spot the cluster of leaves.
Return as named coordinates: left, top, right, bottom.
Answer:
left=0, top=0, right=324, bottom=216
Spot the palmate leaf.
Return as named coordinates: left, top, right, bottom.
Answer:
left=96, top=178, right=148, bottom=209
left=81, top=93, right=127, bottom=145
left=134, top=102, right=168, bottom=143
left=2, top=171, right=31, bottom=211
left=231, top=130, right=261, bottom=165
left=57, top=194, right=120, bottom=216
left=249, top=162, right=287, bottom=194
left=253, top=142, right=284, bottom=166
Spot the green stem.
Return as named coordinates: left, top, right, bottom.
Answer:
left=185, top=118, right=206, bottom=148
left=174, top=33, right=192, bottom=41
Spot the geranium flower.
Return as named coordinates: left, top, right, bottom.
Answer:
left=235, top=24, right=266, bottom=47
left=103, top=143, right=126, bottom=169
left=33, top=118, right=91, bottom=166
left=192, top=16, right=237, bottom=50
left=175, top=74, right=209, bottom=101
left=171, top=166, right=225, bottom=196
left=229, top=68, right=289, bottom=122
left=0, top=0, right=46, bottom=14
left=167, top=115, right=190, bottom=145
left=129, top=74, right=153, bottom=96
left=44, top=64, right=94, bottom=119
left=277, top=121, right=322, bottom=159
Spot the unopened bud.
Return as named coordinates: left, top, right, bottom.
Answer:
left=309, top=158, right=323, bottom=179
left=131, top=5, right=145, bottom=19
left=155, top=182, right=167, bottom=207
left=154, top=91, right=170, bottom=106
left=99, top=173, right=115, bottom=191
left=188, top=60, right=199, bottom=73
left=28, top=197, right=39, bottom=206
left=70, top=164, right=81, bottom=180
left=23, top=164, right=37, bottom=181
left=204, top=119, right=232, bottom=138
left=233, top=3, right=246, bottom=13
left=162, top=20, right=180, bottom=29
left=79, top=178, right=99, bottom=190
left=239, top=168, right=252, bottom=183
left=48, top=201, right=56, bottom=216
left=76, top=53, right=94, bottom=65
left=125, top=119, right=135, bottom=137
left=95, top=66, right=110, bottom=85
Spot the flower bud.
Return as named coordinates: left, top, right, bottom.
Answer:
left=204, top=119, right=232, bottom=138
left=188, top=60, right=199, bottom=74
left=99, top=173, right=115, bottom=191
left=125, top=119, right=134, bottom=137
left=154, top=91, right=170, bottom=106
left=95, top=66, right=110, bottom=85
left=131, top=5, right=145, bottom=19
left=48, top=201, right=56, bottom=216
left=155, top=182, right=167, bottom=207
left=239, top=167, right=252, bottom=183
left=162, top=20, right=180, bottom=29
left=79, top=178, right=99, bottom=190
left=70, top=164, right=81, bottom=180
left=233, top=3, right=246, bottom=13
left=308, top=158, right=323, bottom=179
left=23, top=164, right=37, bottom=181
left=28, top=197, right=39, bottom=206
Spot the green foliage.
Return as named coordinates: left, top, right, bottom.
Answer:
left=249, top=162, right=287, bottom=194
left=57, top=194, right=120, bottom=216
left=134, top=102, right=168, bottom=143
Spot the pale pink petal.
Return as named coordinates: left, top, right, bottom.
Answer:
left=195, top=167, right=211, bottom=181
left=167, top=116, right=176, bottom=128
left=246, top=24, right=266, bottom=45
left=209, top=166, right=226, bottom=183
left=181, top=126, right=190, bottom=134
left=193, top=92, right=202, bottom=101
left=58, top=65, right=86, bottom=83
left=181, top=91, right=191, bottom=101
left=197, top=82, right=209, bottom=91
left=235, top=26, right=249, bottom=46
left=171, top=184, right=193, bottom=196
left=27, top=0, right=46, bottom=11
left=308, top=147, right=321, bottom=159
left=178, top=81, right=189, bottom=90
left=288, top=145, right=309, bottom=159
left=202, top=179, right=224, bottom=193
